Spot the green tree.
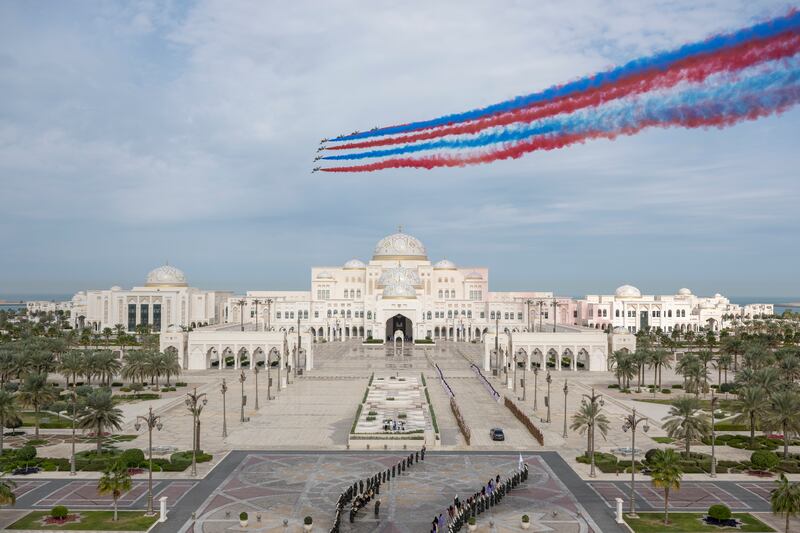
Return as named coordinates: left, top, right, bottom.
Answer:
left=17, top=373, right=56, bottom=438
left=570, top=400, right=610, bottom=457
left=715, top=353, right=733, bottom=386
left=649, top=448, right=683, bottom=525
left=662, top=396, right=711, bottom=456
left=765, top=391, right=800, bottom=459
left=771, top=473, right=800, bottom=533
left=159, top=351, right=181, bottom=386
left=97, top=463, right=132, bottom=521
left=649, top=349, right=671, bottom=389
left=121, top=351, right=148, bottom=385
left=78, top=390, right=123, bottom=453
left=734, top=386, right=770, bottom=448
left=0, top=390, right=18, bottom=454
left=93, top=350, right=121, bottom=387
left=59, top=350, right=86, bottom=388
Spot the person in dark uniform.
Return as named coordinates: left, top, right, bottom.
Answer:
left=374, top=499, right=381, bottom=517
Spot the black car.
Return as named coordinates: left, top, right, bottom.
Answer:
left=490, top=428, right=505, bottom=441
left=12, top=466, right=40, bottom=475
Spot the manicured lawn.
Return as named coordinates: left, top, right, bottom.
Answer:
left=651, top=436, right=675, bottom=444
left=625, top=512, right=775, bottom=533
left=20, top=412, right=73, bottom=429
left=8, top=510, right=159, bottom=530
left=635, top=398, right=741, bottom=411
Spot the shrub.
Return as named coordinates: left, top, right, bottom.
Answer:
left=521, top=514, right=530, bottom=523
left=751, top=450, right=779, bottom=470
left=120, top=448, right=145, bottom=467
left=119, top=387, right=131, bottom=393
left=719, top=382, right=737, bottom=393
left=175, top=382, right=188, bottom=387
left=468, top=517, right=476, bottom=525
left=240, top=512, right=248, bottom=521
left=17, top=445, right=36, bottom=462
left=366, top=416, right=376, bottom=422
left=607, top=384, right=619, bottom=389
left=777, top=460, right=800, bottom=473
left=368, top=410, right=377, bottom=416
left=644, top=448, right=660, bottom=463
left=304, top=516, right=313, bottom=525
left=398, top=413, right=407, bottom=419
left=111, top=382, right=123, bottom=387
left=671, top=384, right=683, bottom=389
left=661, top=389, right=671, bottom=394
left=51, top=505, right=69, bottom=519
left=708, top=504, right=732, bottom=521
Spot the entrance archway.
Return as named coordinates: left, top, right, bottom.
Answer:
left=385, top=314, right=413, bottom=342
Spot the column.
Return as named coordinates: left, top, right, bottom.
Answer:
left=159, top=497, right=168, bottom=523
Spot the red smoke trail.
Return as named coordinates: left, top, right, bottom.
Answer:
left=328, top=32, right=800, bottom=151
left=321, top=87, right=800, bottom=172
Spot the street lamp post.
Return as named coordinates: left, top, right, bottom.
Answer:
left=521, top=352, right=527, bottom=401
left=537, top=300, right=545, bottom=332
left=265, top=298, right=273, bottom=331
left=494, top=314, right=500, bottom=376
left=239, top=370, right=246, bottom=423
left=513, top=352, right=518, bottom=394
left=546, top=372, right=552, bottom=423
left=253, top=299, right=262, bottom=331
left=524, top=299, right=533, bottom=331
left=533, top=367, right=539, bottom=411
left=296, top=315, right=301, bottom=377
left=253, top=365, right=260, bottom=410
left=134, top=407, right=163, bottom=516
left=185, top=388, right=207, bottom=477
left=562, top=381, right=569, bottom=438
left=552, top=299, right=559, bottom=332
left=710, top=391, right=718, bottom=478
left=236, top=298, right=247, bottom=332
left=267, top=351, right=273, bottom=400
left=220, top=379, right=228, bottom=438
left=60, top=389, right=78, bottom=476
left=621, top=408, right=650, bottom=517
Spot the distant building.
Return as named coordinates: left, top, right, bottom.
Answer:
left=26, top=300, right=72, bottom=315
left=71, top=265, right=232, bottom=333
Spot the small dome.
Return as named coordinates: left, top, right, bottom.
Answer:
left=316, top=271, right=334, bottom=280
left=373, top=231, right=427, bottom=260
left=377, top=266, right=422, bottom=288
left=146, top=264, right=187, bottom=287
left=343, top=259, right=366, bottom=269
left=383, top=281, right=416, bottom=299
left=110, top=286, right=122, bottom=291
left=615, top=285, right=641, bottom=298
left=434, top=259, right=457, bottom=270
left=700, top=300, right=716, bottom=309
left=612, top=326, right=628, bottom=334
left=678, top=288, right=692, bottom=296
left=465, top=271, right=482, bottom=280
left=166, top=324, right=179, bottom=333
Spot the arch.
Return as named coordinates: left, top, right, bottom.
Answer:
left=222, top=347, right=235, bottom=369
left=515, top=347, right=528, bottom=369
left=386, top=314, right=413, bottom=342
left=253, top=347, right=266, bottom=367
left=267, top=347, right=281, bottom=367
left=359, top=326, right=364, bottom=337
left=206, top=347, right=220, bottom=369
left=345, top=326, right=350, bottom=338
left=577, top=348, right=589, bottom=370
left=562, top=347, right=574, bottom=370
left=434, top=326, right=440, bottom=338
left=547, top=348, right=559, bottom=369
left=474, top=327, right=481, bottom=339
left=317, top=327, right=324, bottom=337
left=531, top=348, right=544, bottom=368
left=238, top=347, right=251, bottom=369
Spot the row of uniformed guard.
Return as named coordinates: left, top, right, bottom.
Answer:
left=328, top=446, right=426, bottom=532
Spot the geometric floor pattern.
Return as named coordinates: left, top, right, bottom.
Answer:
left=589, top=480, right=775, bottom=512
left=185, top=453, right=603, bottom=533
left=32, top=480, right=197, bottom=510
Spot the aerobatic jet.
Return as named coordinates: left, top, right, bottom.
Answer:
left=317, top=146, right=324, bottom=152
left=312, top=167, right=321, bottom=173
left=314, top=155, right=322, bottom=161
left=320, top=138, right=328, bottom=144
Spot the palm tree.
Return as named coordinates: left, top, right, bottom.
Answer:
left=93, top=350, right=121, bottom=387
left=570, top=400, right=610, bottom=457
left=697, top=350, right=715, bottom=387
left=159, top=351, right=181, bottom=386
left=0, top=390, right=18, bottom=454
left=0, top=474, right=15, bottom=507
left=662, top=396, right=711, bottom=456
left=102, top=327, right=113, bottom=345
left=715, top=353, right=733, bottom=386
left=649, top=449, right=683, bottom=525
left=0, top=348, right=14, bottom=390
left=734, top=386, right=769, bottom=448
left=59, top=350, right=86, bottom=388
left=17, top=373, right=56, bottom=438
left=649, top=349, right=671, bottom=389
left=765, top=391, right=800, bottom=459
left=676, top=354, right=698, bottom=390
left=632, top=350, right=649, bottom=391
left=771, top=473, right=800, bottom=533
left=97, top=463, right=132, bottom=521
left=121, top=351, right=147, bottom=386
left=78, top=390, right=123, bottom=453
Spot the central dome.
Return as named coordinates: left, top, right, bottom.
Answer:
left=615, top=284, right=641, bottom=298
left=145, top=264, right=188, bottom=287
left=377, top=266, right=422, bottom=288
left=373, top=231, right=427, bottom=260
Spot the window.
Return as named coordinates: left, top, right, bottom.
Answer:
left=615, top=309, right=620, bottom=317
left=427, top=311, right=432, bottom=320
left=490, top=311, right=495, bottom=319
left=438, top=290, right=443, bottom=298
left=517, top=312, right=522, bottom=320
left=304, top=310, right=309, bottom=319
left=327, top=310, right=332, bottom=317
left=504, top=312, right=509, bottom=320
left=277, top=311, right=282, bottom=319
left=667, top=310, right=672, bottom=317
left=356, top=290, right=361, bottom=298
left=314, top=311, right=319, bottom=318
left=140, top=304, right=149, bottom=326
left=573, top=310, right=578, bottom=318
left=153, top=304, right=161, bottom=330
left=467, top=311, right=472, bottom=318
left=480, top=312, right=485, bottom=319
left=367, top=311, right=372, bottom=319
left=333, top=309, right=338, bottom=315
left=447, top=310, right=453, bottom=318
left=127, top=303, right=136, bottom=331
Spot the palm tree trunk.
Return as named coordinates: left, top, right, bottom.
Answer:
left=685, top=435, right=691, bottom=457
left=114, top=497, right=118, bottom=521
left=783, top=421, right=789, bottom=459
left=34, top=404, right=40, bottom=438
left=787, top=512, right=790, bottom=533
left=664, top=488, right=670, bottom=525
left=0, top=415, right=4, bottom=454
left=97, top=421, right=103, bottom=453
left=750, top=412, right=756, bottom=448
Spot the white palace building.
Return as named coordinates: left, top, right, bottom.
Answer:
left=68, top=230, right=773, bottom=373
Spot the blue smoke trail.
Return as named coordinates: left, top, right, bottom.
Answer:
left=323, top=58, right=800, bottom=161
left=331, top=11, right=800, bottom=142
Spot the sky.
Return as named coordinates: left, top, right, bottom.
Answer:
left=1, top=0, right=799, bottom=298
